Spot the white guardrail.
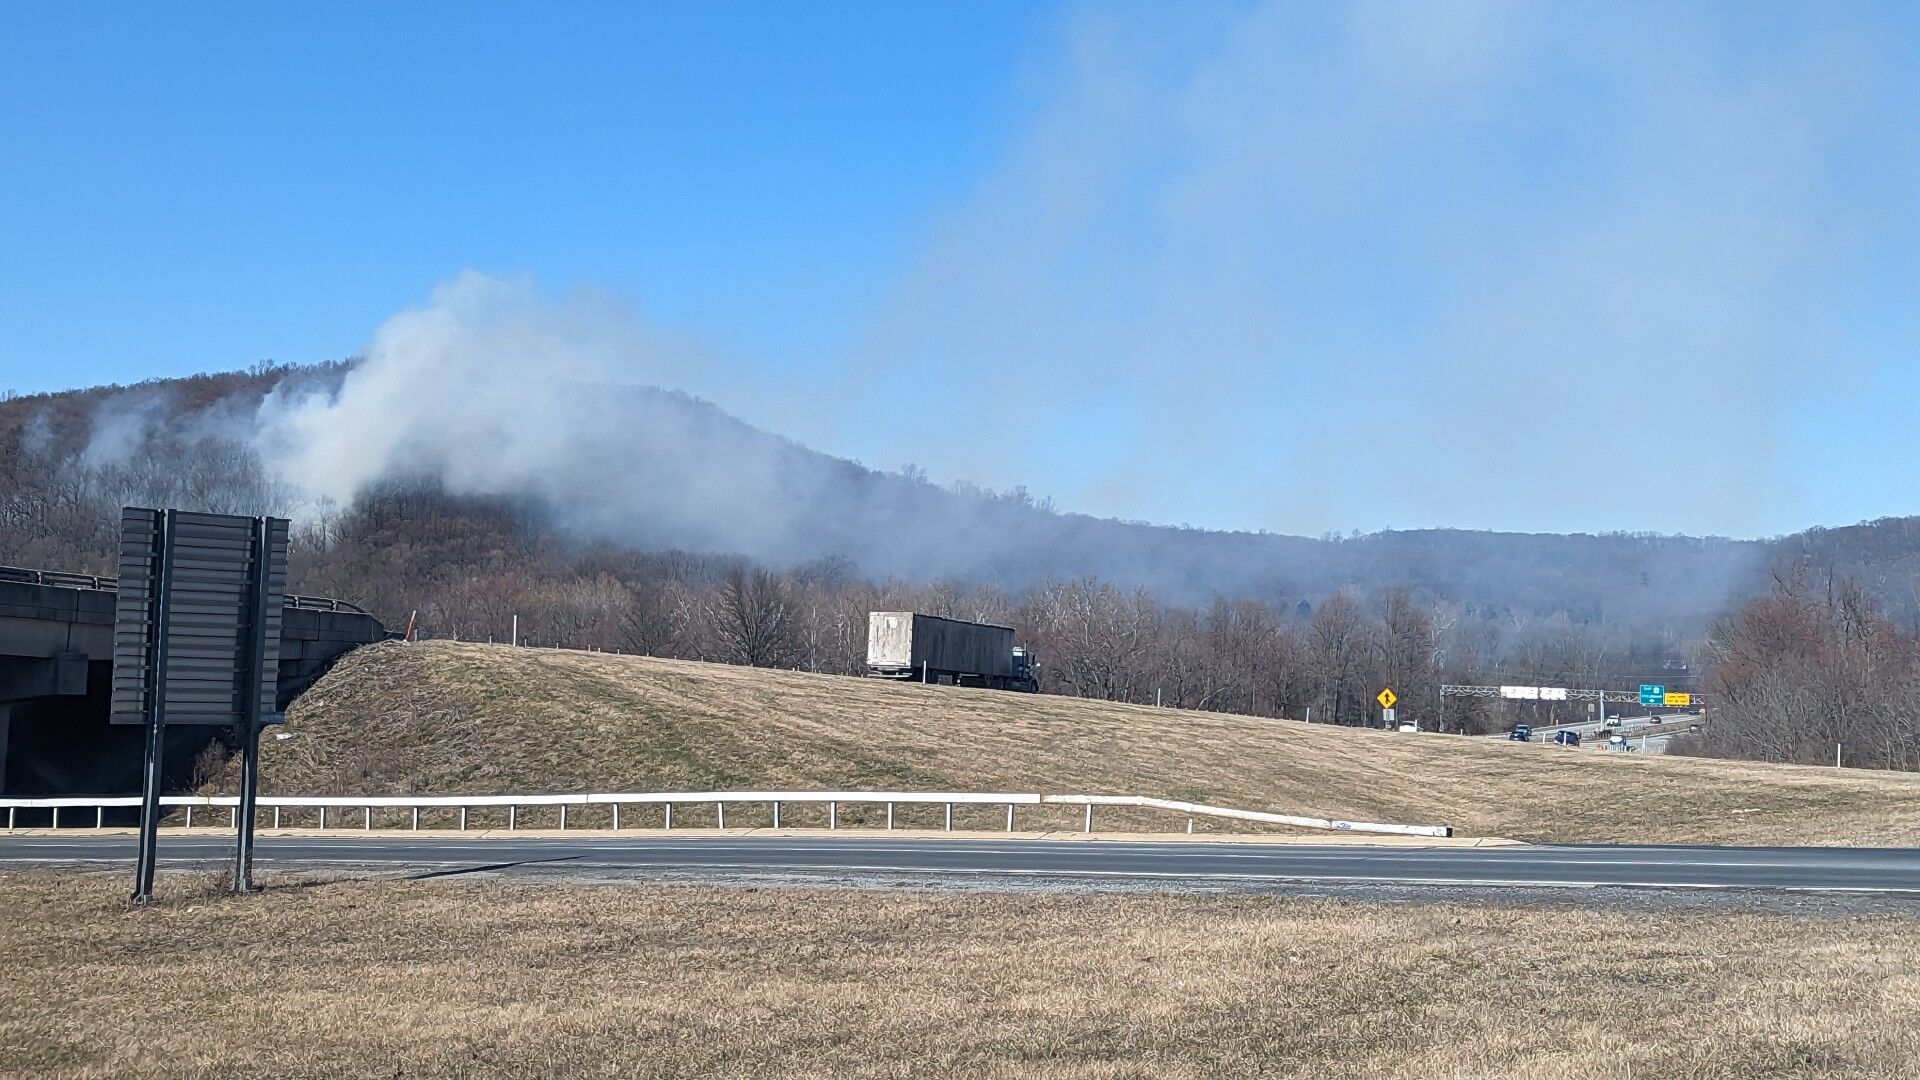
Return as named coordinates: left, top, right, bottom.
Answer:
left=0, top=791, right=1451, bottom=838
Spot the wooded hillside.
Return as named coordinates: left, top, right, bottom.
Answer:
left=8, top=364, right=1920, bottom=752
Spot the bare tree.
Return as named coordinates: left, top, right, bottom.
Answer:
left=1306, top=591, right=1370, bottom=725
left=706, top=566, right=801, bottom=668
left=621, top=581, right=694, bottom=657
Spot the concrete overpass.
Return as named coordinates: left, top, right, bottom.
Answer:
left=0, top=566, right=391, bottom=798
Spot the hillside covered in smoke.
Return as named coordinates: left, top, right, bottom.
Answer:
left=0, top=354, right=1796, bottom=637
left=18, top=352, right=1920, bottom=747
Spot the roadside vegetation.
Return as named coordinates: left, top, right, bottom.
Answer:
left=1686, top=563, right=1920, bottom=770
left=244, top=640, right=1920, bottom=845
left=4, top=872, right=1918, bottom=1079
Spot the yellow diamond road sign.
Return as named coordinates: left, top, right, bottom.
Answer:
left=1377, top=688, right=1397, bottom=709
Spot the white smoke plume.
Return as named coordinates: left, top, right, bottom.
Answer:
left=252, top=272, right=870, bottom=563
left=255, top=272, right=668, bottom=507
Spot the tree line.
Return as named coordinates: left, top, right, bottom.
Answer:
left=3, top=438, right=1662, bottom=735
left=1683, top=563, right=1920, bottom=770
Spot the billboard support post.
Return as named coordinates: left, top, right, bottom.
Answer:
left=232, top=516, right=274, bottom=893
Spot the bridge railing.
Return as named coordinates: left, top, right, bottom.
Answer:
left=0, top=791, right=1451, bottom=837
left=284, top=595, right=373, bottom=615
left=0, top=565, right=116, bottom=590
left=0, top=563, right=370, bottom=615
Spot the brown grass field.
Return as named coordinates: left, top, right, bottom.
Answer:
left=249, top=640, right=1920, bottom=845
left=3, top=871, right=1918, bottom=1079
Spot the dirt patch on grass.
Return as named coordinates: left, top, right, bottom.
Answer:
left=252, top=640, right=1920, bottom=844
left=4, top=871, right=1919, bottom=1078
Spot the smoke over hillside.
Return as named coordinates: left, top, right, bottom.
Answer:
left=0, top=272, right=1773, bottom=634
left=241, top=272, right=1089, bottom=583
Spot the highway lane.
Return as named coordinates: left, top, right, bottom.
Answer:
left=1482, top=712, right=1694, bottom=753
left=1497, top=711, right=1694, bottom=738
left=4, top=834, right=1920, bottom=893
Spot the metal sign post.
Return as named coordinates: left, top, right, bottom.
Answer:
left=130, top=511, right=177, bottom=905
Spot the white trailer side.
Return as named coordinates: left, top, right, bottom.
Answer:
left=867, top=612, right=1015, bottom=681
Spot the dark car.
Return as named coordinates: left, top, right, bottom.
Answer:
left=1509, top=724, right=1534, bottom=742
left=1553, top=730, right=1581, bottom=746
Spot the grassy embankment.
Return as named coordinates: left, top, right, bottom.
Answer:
left=242, top=640, right=1920, bottom=845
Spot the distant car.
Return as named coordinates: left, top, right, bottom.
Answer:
left=1509, top=724, right=1533, bottom=742
left=1604, top=716, right=1622, bottom=728
left=1649, top=716, right=1663, bottom=725
left=1553, top=730, right=1581, bottom=746
left=1607, top=733, right=1629, bottom=749
left=1688, top=723, right=1702, bottom=733
left=1397, top=722, right=1418, bottom=733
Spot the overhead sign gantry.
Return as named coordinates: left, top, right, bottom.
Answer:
left=1437, top=682, right=1705, bottom=732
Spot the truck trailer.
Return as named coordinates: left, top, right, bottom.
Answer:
left=866, top=612, right=1038, bottom=692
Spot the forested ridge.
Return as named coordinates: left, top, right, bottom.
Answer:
left=6, top=364, right=1920, bottom=763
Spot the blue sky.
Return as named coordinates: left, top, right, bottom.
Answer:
left=3, top=1, right=1918, bottom=539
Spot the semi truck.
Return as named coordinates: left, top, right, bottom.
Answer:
left=866, top=611, right=1038, bottom=692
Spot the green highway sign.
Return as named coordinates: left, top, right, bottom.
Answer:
left=1639, top=684, right=1665, bottom=706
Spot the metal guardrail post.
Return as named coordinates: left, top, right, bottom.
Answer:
left=828, top=801, right=836, bottom=829
left=363, top=807, right=371, bottom=830
left=97, top=807, right=104, bottom=829
left=319, top=807, right=326, bottom=830
left=51, top=807, right=59, bottom=829
left=412, top=808, right=420, bottom=831
left=1084, top=804, right=1093, bottom=833
left=273, top=807, right=280, bottom=829
left=459, top=807, right=467, bottom=831
left=945, top=803, right=952, bottom=831
left=184, top=806, right=192, bottom=828
left=508, top=806, right=516, bottom=830
left=886, top=802, right=894, bottom=830
left=559, top=805, right=567, bottom=831
left=772, top=801, right=780, bottom=829
left=665, top=803, right=673, bottom=829
left=716, top=802, right=725, bottom=829
left=612, top=804, right=620, bottom=830
left=1005, top=804, right=1013, bottom=832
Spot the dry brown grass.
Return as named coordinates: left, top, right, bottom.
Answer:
left=3, top=871, right=1918, bottom=1079
left=256, top=640, right=1920, bottom=844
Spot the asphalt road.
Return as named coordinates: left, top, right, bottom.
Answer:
left=1485, top=712, right=1693, bottom=753
left=4, top=834, right=1920, bottom=893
